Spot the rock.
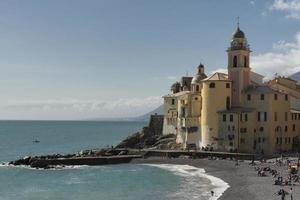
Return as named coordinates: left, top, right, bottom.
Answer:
left=30, top=160, right=48, bottom=168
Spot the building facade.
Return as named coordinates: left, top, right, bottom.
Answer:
left=162, top=25, right=300, bottom=155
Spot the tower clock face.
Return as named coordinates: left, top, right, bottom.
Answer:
left=232, top=40, right=238, bottom=47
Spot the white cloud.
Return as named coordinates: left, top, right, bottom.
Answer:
left=251, top=32, right=300, bottom=80
left=270, top=0, right=300, bottom=19
left=250, top=1, right=255, bottom=6
left=0, top=97, right=163, bottom=120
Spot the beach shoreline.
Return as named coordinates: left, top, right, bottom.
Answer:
left=131, top=157, right=300, bottom=200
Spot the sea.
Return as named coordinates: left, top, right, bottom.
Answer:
left=0, top=121, right=229, bottom=200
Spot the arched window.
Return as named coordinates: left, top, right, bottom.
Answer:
left=226, top=96, right=230, bottom=110
left=244, top=56, right=247, bottom=67
left=209, top=82, right=215, bottom=88
left=196, top=85, right=199, bottom=91
left=233, top=56, right=237, bottom=68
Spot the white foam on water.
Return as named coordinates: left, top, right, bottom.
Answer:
left=0, top=162, right=89, bottom=170
left=143, top=164, right=230, bottom=200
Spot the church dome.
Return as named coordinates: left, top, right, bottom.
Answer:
left=191, top=63, right=207, bottom=84
left=171, top=81, right=181, bottom=93
left=232, top=27, right=245, bottom=38
left=191, top=74, right=207, bottom=84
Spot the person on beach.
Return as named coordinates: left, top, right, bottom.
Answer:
left=281, top=190, right=285, bottom=200
left=278, top=189, right=286, bottom=200
left=211, top=191, right=214, bottom=197
left=290, top=187, right=293, bottom=200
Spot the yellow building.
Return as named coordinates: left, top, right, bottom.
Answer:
left=162, top=25, right=300, bottom=155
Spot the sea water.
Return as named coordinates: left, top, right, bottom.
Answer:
left=0, top=121, right=228, bottom=200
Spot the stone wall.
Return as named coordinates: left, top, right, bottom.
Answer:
left=148, top=114, right=164, bottom=135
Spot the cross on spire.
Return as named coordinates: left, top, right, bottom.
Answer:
left=237, top=16, right=240, bottom=28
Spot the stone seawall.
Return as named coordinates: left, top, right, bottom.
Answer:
left=29, top=155, right=142, bottom=168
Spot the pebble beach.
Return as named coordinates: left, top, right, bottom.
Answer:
left=132, top=157, right=300, bottom=200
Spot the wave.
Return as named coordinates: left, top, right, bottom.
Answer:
left=0, top=162, right=89, bottom=170
left=143, top=164, right=229, bottom=200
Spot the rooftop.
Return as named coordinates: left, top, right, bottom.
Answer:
left=202, top=72, right=229, bottom=81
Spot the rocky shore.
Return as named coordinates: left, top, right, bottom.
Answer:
left=8, top=148, right=133, bottom=169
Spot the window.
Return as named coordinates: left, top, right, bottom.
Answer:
left=230, top=114, right=233, bottom=122
left=240, top=128, right=247, bottom=133
left=285, top=94, right=288, bottom=101
left=264, top=112, right=267, bottom=122
left=226, top=83, right=230, bottom=88
left=247, top=94, right=251, bottom=101
left=226, top=97, right=230, bottom=110
left=233, top=56, right=237, bottom=68
left=274, top=94, right=278, bottom=100
left=171, top=99, right=175, bottom=105
left=232, top=126, right=235, bottom=131
left=285, top=126, right=288, bottom=132
left=289, top=137, right=291, bottom=144
left=260, top=94, right=264, bottom=100
left=280, top=137, right=282, bottom=144
left=240, top=138, right=245, bottom=144
left=285, top=112, right=288, bottom=121
left=257, top=112, right=261, bottom=122
left=276, top=137, right=279, bottom=144
left=293, top=124, right=296, bottom=131
left=196, top=85, right=199, bottom=92
left=274, top=112, right=277, bottom=121
left=245, top=113, right=248, bottom=122
left=209, top=82, right=215, bottom=88
left=244, top=56, right=247, bottom=67
left=259, top=127, right=264, bottom=132
left=223, top=114, right=226, bottom=122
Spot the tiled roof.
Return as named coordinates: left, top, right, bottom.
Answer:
left=202, top=72, right=229, bottom=81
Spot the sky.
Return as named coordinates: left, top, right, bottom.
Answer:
left=0, top=0, right=299, bottom=120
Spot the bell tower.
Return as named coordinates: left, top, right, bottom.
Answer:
left=227, top=20, right=251, bottom=107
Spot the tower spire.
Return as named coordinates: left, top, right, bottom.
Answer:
left=237, top=16, right=240, bottom=29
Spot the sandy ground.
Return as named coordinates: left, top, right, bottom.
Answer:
left=131, top=157, right=300, bottom=200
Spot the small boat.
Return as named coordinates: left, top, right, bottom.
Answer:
left=32, top=140, right=40, bottom=143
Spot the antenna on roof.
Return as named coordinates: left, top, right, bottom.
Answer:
left=186, top=70, right=188, bottom=76
left=237, top=16, right=240, bottom=28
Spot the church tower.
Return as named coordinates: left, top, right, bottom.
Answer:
left=227, top=21, right=251, bottom=107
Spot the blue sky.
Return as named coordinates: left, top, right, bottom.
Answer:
left=0, top=0, right=299, bottom=120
